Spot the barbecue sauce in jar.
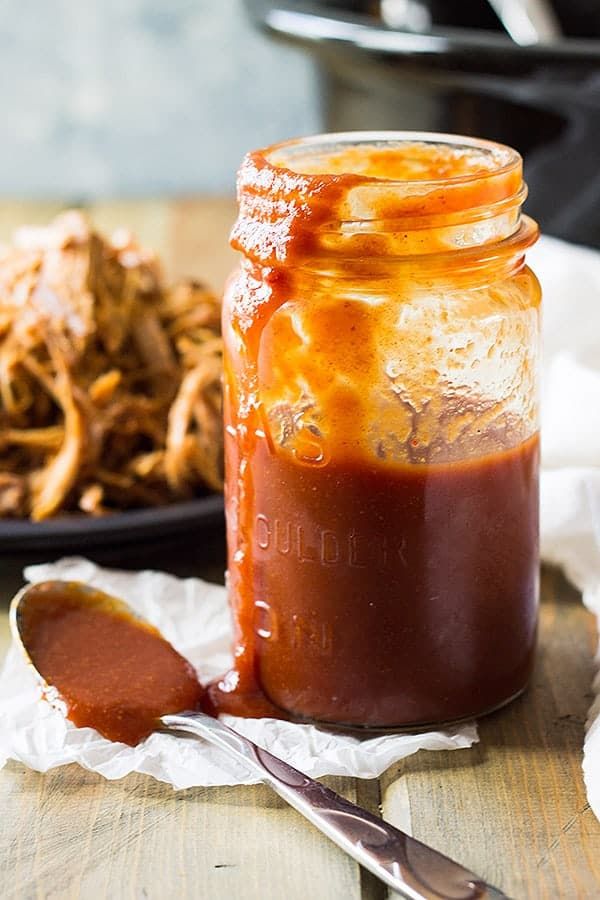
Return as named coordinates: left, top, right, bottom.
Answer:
left=211, top=133, right=541, bottom=729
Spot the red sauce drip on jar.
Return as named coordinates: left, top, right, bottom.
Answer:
left=211, top=132, right=541, bottom=729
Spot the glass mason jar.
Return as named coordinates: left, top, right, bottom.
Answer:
left=216, top=132, right=541, bottom=730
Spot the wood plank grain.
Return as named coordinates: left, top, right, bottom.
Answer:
left=168, top=197, right=238, bottom=292
left=86, top=199, right=173, bottom=271
left=0, top=762, right=365, bottom=900
left=0, top=201, right=67, bottom=240
left=381, top=568, right=600, bottom=899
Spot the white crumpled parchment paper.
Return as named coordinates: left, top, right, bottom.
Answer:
left=0, top=556, right=477, bottom=788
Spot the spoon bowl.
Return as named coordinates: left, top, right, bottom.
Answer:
left=10, top=579, right=205, bottom=746
left=10, top=578, right=146, bottom=666
left=10, top=580, right=140, bottom=708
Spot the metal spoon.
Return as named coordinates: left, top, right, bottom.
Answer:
left=10, top=581, right=509, bottom=900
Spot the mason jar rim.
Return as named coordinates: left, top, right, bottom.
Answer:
left=231, top=130, right=533, bottom=271
left=262, top=130, right=522, bottom=187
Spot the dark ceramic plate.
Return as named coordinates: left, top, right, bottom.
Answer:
left=0, top=495, right=225, bottom=552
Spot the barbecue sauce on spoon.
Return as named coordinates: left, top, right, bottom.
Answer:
left=18, top=582, right=205, bottom=746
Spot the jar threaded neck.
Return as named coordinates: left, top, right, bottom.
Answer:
left=231, top=131, right=535, bottom=271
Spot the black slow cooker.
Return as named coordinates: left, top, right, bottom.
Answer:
left=246, top=0, right=600, bottom=247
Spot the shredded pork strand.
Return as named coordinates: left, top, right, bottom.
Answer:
left=0, top=211, right=223, bottom=519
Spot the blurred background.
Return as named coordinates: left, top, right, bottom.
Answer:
left=0, top=0, right=320, bottom=197
left=2, top=0, right=599, bottom=245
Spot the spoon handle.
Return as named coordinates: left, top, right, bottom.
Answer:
left=161, top=711, right=507, bottom=900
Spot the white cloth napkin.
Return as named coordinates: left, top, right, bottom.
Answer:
left=529, top=235, right=600, bottom=824
left=0, top=557, right=477, bottom=787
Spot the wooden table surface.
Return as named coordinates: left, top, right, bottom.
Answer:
left=1, top=200, right=600, bottom=900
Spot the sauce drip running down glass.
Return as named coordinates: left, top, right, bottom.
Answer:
left=18, top=582, right=204, bottom=746
left=213, top=131, right=541, bottom=730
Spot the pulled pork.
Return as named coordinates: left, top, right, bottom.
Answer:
left=0, top=211, right=223, bottom=520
